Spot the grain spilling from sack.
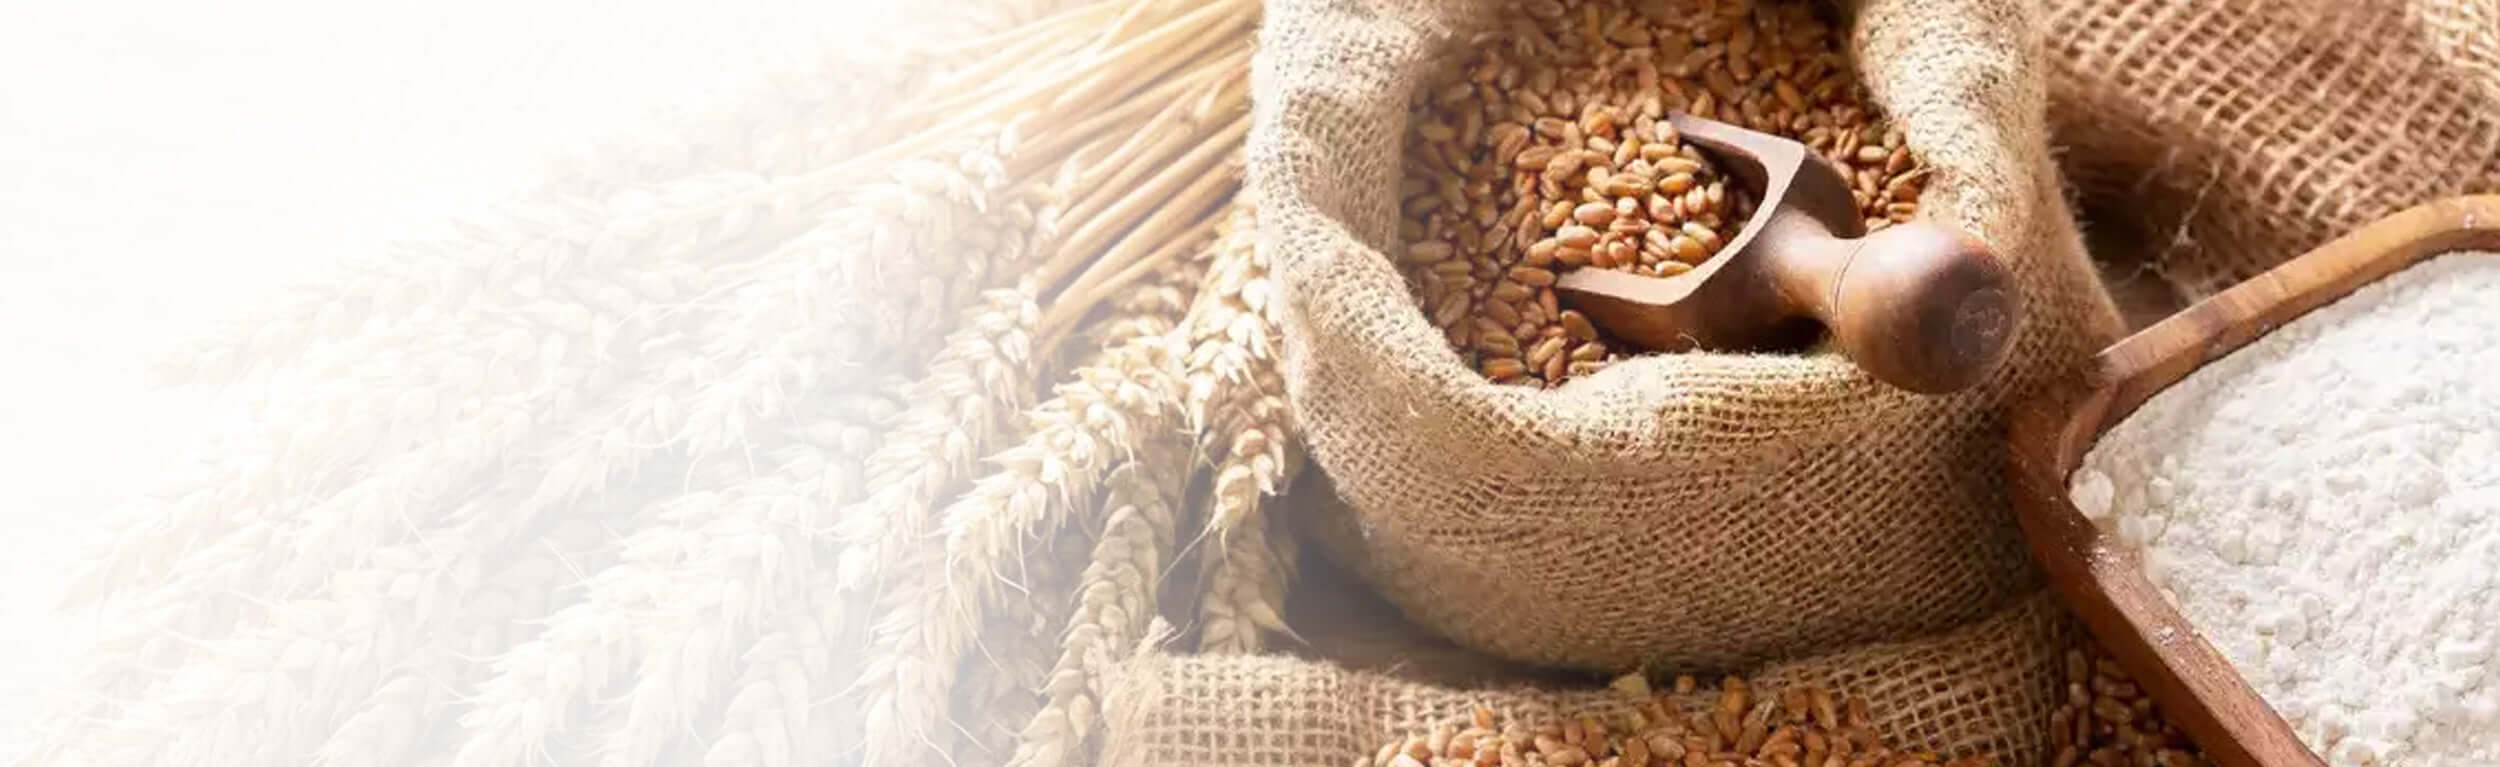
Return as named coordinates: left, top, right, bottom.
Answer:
left=1399, top=0, right=1929, bottom=387
left=1362, top=675, right=1991, bottom=767
left=2072, top=253, right=2500, bottom=764
left=2048, top=645, right=2207, bottom=767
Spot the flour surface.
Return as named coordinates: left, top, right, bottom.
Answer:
left=2073, top=252, right=2500, bottom=766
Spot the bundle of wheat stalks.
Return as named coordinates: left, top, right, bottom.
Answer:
left=17, top=1, right=1286, bottom=765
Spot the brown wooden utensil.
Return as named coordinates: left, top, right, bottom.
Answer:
left=1554, top=112, right=2016, bottom=394
left=2008, top=196, right=2500, bottom=767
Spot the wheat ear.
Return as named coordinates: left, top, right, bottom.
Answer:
left=949, top=521, right=1094, bottom=767
left=1173, top=201, right=1305, bottom=653
left=63, top=157, right=945, bottom=705
left=954, top=208, right=1216, bottom=766
left=581, top=287, right=1040, bottom=767
left=443, top=374, right=903, bottom=767
left=692, top=570, right=840, bottom=767
left=1001, top=452, right=1188, bottom=767
left=38, top=343, right=736, bottom=762
left=845, top=159, right=1235, bottom=767
left=851, top=321, right=1189, bottom=767
left=833, top=286, right=1046, bottom=592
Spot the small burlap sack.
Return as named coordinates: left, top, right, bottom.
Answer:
left=2045, top=0, right=2500, bottom=299
left=1103, top=580, right=2079, bottom=766
left=1254, top=0, right=2122, bottom=673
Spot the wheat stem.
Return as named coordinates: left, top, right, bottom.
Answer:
left=1053, top=60, right=1247, bottom=222
left=748, top=0, right=1250, bottom=212
left=1033, top=114, right=1248, bottom=298
left=1013, top=46, right=1241, bottom=179
left=1037, top=197, right=1226, bottom=348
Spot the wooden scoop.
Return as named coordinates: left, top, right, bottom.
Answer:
left=1554, top=113, right=2018, bottom=394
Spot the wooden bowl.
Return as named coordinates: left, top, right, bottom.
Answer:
left=2006, top=195, right=2500, bottom=767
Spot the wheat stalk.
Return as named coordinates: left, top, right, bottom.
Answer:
left=158, top=169, right=797, bottom=387
left=37, top=3, right=1262, bottom=765
left=829, top=51, right=1237, bottom=597
left=541, top=0, right=1098, bottom=199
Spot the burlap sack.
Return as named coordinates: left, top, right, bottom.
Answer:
left=1255, top=0, right=2122, bottom=673
left=2045, top=0, right=2500, bottom=300
left=1104, top=582, right=2078, bottom=767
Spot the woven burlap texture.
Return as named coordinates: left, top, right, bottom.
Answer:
left=1254, top=0, right=2121, bottom=673
left=2045, top=0, right=2500, bottom=299
left=1104, top=589, right=2077, bottom=766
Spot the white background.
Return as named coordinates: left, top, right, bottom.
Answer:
left=0, top=0, right=861, bottom=732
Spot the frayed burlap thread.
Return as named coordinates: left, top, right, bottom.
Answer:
left=1253, top=0, right=2120, bottom=672
left=1102, top=591, right=2077, bottom=767
left=2045, top=0, right=2500, bottom=299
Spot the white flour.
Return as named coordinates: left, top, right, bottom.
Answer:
left=2072, top=252, right=2500, bottom=766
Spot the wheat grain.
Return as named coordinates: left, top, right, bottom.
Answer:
left=2047, top=644, right=2207, bottom=767
left=1365, top=677, right=1989, bottom=767
left=1197, top=500, right=1296, bottom=654
left=1398, top=0, right=1927, bottom=387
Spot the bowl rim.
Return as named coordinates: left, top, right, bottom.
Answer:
left=2004, top=195, right=2500, bottom=767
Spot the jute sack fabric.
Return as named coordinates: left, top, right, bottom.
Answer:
left=1102, top=581, right=2079, bottom=766
left=2044, top=0, right=2500, bottom=299
left=1254, top=0, right=2122, bottom=673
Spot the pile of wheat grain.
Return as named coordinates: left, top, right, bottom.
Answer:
left=1400, top=0, right=1928, bottom=387
left=20, top=2, right=1302, bottom=766
left=1367, top=675, right=1991, bottom=767
left=2049, top=645, right=2208, bottom=767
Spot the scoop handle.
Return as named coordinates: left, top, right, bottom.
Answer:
left=1759, top=216, right=2019, bottom=393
